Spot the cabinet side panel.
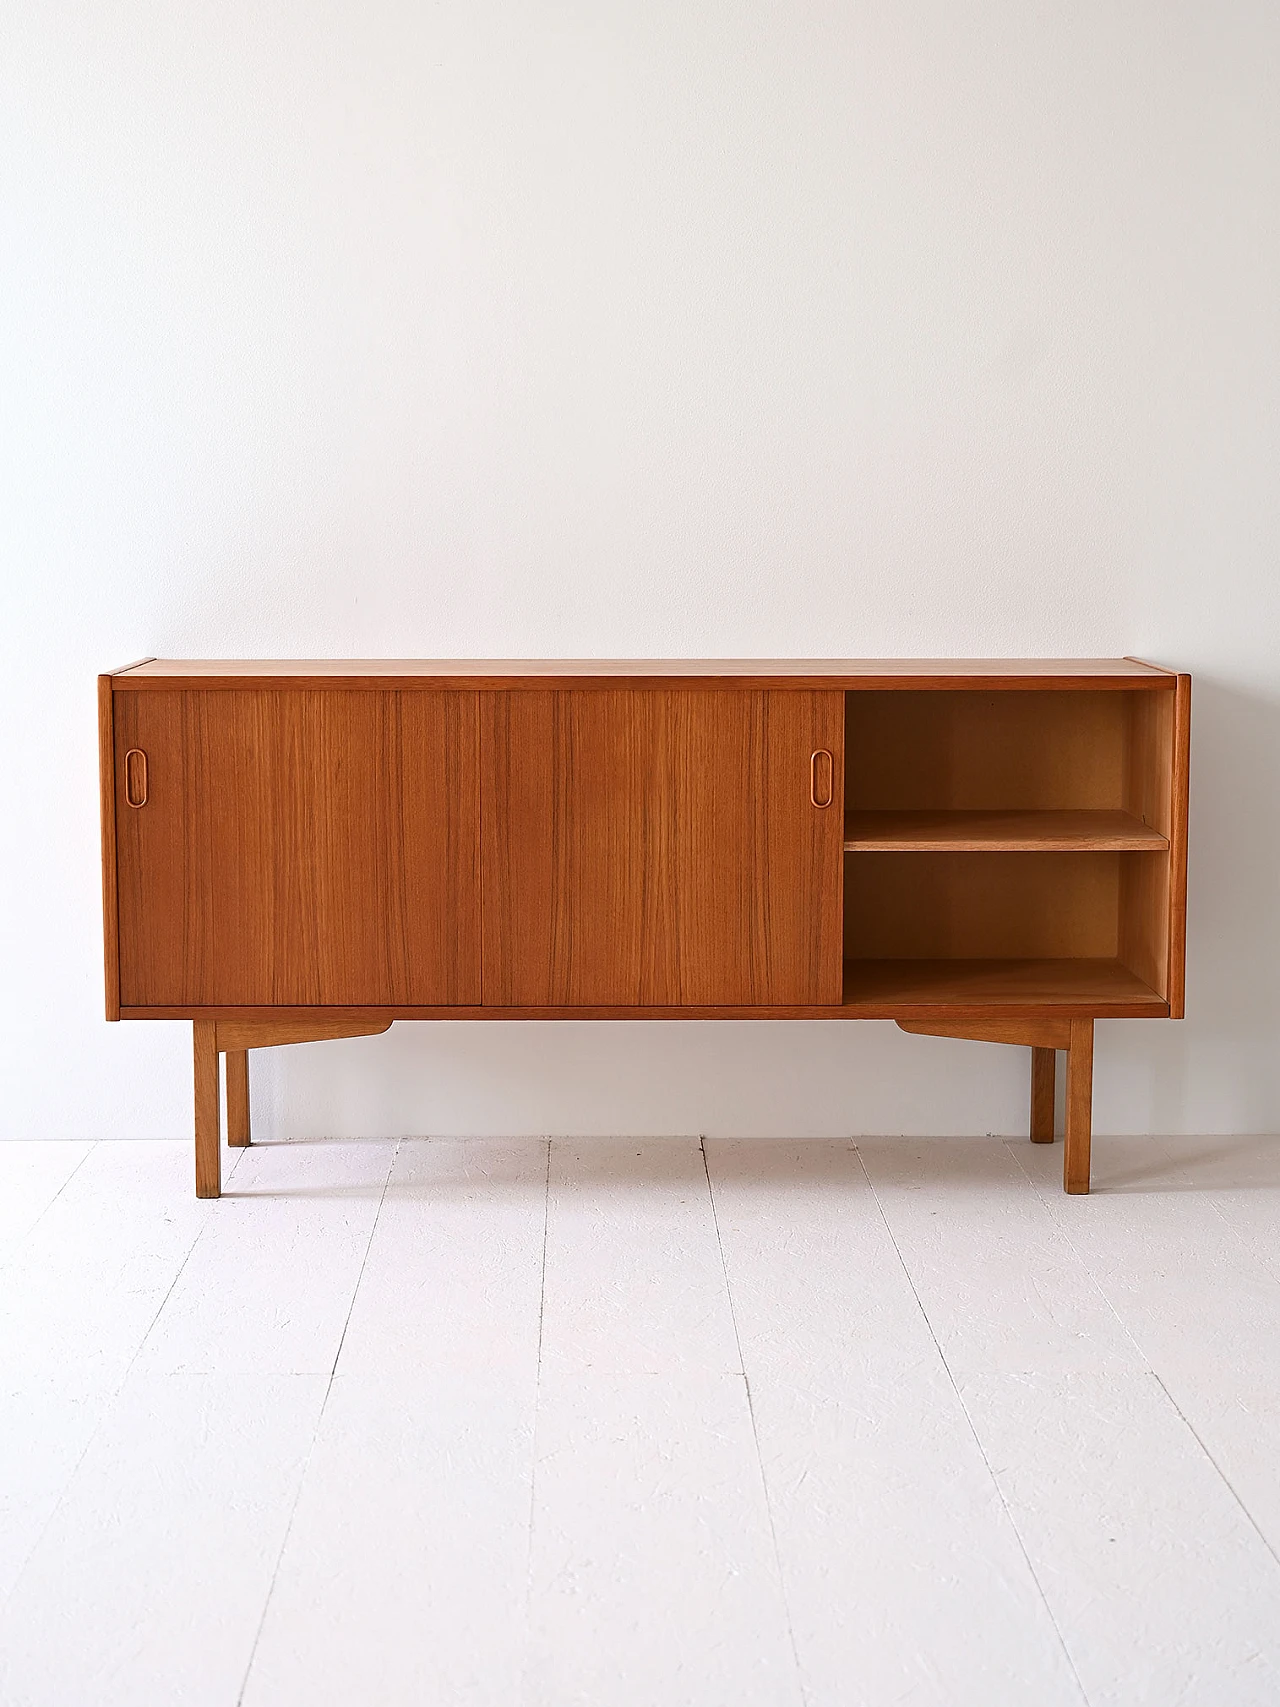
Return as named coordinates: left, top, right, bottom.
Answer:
left=1167, top=675, right=1191, bottom=1017
left=1119, top=689, right=1176, bottom=1001
left=98, top=676, right=121, bottom=1020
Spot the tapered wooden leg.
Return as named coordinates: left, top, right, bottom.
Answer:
left=194, top=1019, right=221, bottom=1199
left=1030, top=1047, right=1056, bottom=1143
left=1063, top=1019, right=1094, bottom=1195
left=226, top=1050, right=251, bottom=1147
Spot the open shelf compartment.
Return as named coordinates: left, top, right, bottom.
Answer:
left=841, top=687, right=1180, bottom=1011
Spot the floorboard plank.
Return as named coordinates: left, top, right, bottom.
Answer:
left=133, top=1139, right=396, bottom=1376
left=0, top=1373, right=326, bottom=1707
left=874, top=1135, right=1280, bottom=1705
left=526, top=1370, right=800, bottom=1707
left=334, top=1137, right=548, bottom=1380
left=0, top=1141, right=94, bottom=1272
left=539, top=1138, right=740, bottom=1376
left=242, top=1372, right=535, bottom=1707
left=0, top=1141, right=222, bottom=1604
left=708, top=1138, right=1081, bottom=1707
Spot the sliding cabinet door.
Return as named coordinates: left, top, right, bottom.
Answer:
left=113, top=689, right=481, bottom=1006
left=481, top=689, right=844, bottom=1006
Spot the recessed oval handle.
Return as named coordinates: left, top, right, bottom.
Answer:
left=124, top=749, right=148, bottom=808
left=810, top=749, right=833, bottom=809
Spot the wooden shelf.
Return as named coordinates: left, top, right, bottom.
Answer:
left=842, top=958, right=1167, bottom=1017
left=843, top=809, right=1168, bottom=853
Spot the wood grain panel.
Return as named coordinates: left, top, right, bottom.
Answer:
left=214, top=1018, right=394, bottom=1050
left=114, top=690, right=480, bottom=1006
left=1119, top=689, right=1181, bottom=1003
left=1064, top=1018, right=1095, bottom=1193
left=844, top=958, right=1164, bottom=1014
left=1031, top=1047, right=1057, bottom=1140
left=117, top=658, right=1177, bottom=691
left=844, top=851, right=1121, bottom=960
left=845, top=691, right=1131, bottom=810
left=481, top=689, right=844, bottom=1006
left=1167, top=675, right=1192, bottom=1018
left=225, top=1051, right=251, bottom=1147
left=98, top=676, right=121, bottom=1021
left=193, top=1019, right=220, bottom=1198
left=897, top=1019, right=1073, bottom=1048
left=844, top=808, right=1167, bottom=852
left=1118, top=684, right=1187, bottom=1003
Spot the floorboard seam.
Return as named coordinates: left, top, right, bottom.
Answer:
left=519, top=1137, right=553, bottom=1707
left=701, top=1137, right=808, bottom=1706
left=1178, top=1136, right=1280, bottom=1294
left=233, top=1134, right=400, bottom=1707
left=1007, top=1138, right=1280, bottom=1579
left=0, top=1140, right=235, bottom=1620
left=855, top=1144, right=1092, bottom=1707
left=0, top=1141, right=97, bottom=1280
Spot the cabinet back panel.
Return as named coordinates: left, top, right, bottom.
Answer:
left=845, top=691, right=1129, bottom=810
left=844, top=851, right=1121, bottom=960
left=114, top=690, right=481, bottom=1006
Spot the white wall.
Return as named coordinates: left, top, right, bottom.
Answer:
left=2, top=1, right=1277, bottom=1141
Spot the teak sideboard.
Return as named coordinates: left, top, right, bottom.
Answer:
left=98, top=659, right=1190, bottom=1199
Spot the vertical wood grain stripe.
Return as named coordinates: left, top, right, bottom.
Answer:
left=98, top=675, right=121, bottom=1021
left=1167, top=675, right=1192, bottom=1019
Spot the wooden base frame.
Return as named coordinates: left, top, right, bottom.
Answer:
left=897, top=1018, right=1096, bottom=1194
left=192, top=1014, right=1099, bottom=1200
left=192, top=1019, right=392, bottom=1198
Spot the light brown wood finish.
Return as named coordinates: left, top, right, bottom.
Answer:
left=117, top=958, right=1166, bottom=1022
left=845, top=958, right=1164, bottom=1016
left=1031, top=1048, right=1056, bottom=1143
left=846, top=852, right=1123, bottom=961
left=844, top=691, right=1139, bottom=813
left=225, top=1051, right=251, bottom=1147
left=98, top=677, right=121, bottom=1022
left=100, top=661, right=1188, bottom=1198
left=1114, top=674, right=1191, bottom=1014
left=193, top=1019, right=220, bottom=1198
left=1118, top=687, right=1175, bottom=1001
left=1167, top=675, right=1192, bottom=1018
left=897, top=1021, right=1061, bottom=1143
left=215, top=1023, right=394, bottom=1152
left=481, top=689, right=845, bottom=1006
left=896, top=1019, right=1072, bottom=1048
left=214, top=1018, right=394, bottom=1052
left=844, top=808, right=1167, bottom=852
left=113, top=690, right=481, bottom=1007
left=1064, top=1019, right=1094, bottom=1193
left=115, top=658, right=1177, bottom=691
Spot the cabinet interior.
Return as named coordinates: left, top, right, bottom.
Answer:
left=841, top=689, right=1177, bottom=1008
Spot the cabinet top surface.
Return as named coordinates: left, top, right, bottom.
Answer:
left=112, top=657, right=1178, bottom=689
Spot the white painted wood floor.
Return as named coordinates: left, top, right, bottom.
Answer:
left=2, top=1131, right=1280, bottom=1706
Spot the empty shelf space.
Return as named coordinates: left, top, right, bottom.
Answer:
left=843, top=809, right=1168, bottom=852
left=842, top=957, right=1167, bottom=1016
